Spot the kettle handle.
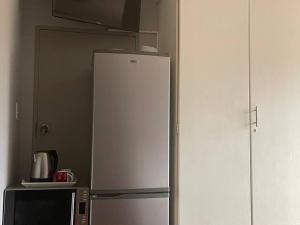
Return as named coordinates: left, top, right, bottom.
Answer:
left=50, top=150, right=58, bottom=172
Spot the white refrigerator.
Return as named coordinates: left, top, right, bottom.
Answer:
left=91, top=52, right=170, bottom=225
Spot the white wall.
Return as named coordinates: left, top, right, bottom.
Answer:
left=158, top=0, right=178, bottom=224
left=18, top=0, right=105, bottom=181
left=159, top=0, right=177, bottom=60
left=18, top=0, right=160, bottom=181
left=141, top=0, right=160, bottom=31
left=0, top=0, right=20, bottom=220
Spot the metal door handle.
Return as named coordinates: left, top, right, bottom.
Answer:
left=251, top=106, right=258, bottom=128
left=70, top=192, right=75, bottom=225
left=40, top=123, right=50, bottom=135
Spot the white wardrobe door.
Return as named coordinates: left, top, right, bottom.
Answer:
left=179, top=0, right=251, bottom=225
left=251, top=1, right=300, bottom=225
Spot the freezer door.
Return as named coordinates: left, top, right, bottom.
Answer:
left=90, top=194, right=169, bottom=225
left=92, top=53, right=170, bottom=191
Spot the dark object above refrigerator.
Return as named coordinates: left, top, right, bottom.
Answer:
left=52, top=0, right=141, bottom=32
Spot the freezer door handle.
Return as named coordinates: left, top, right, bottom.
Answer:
left=91, top=192, right=169, bottom=200
left=91, top=193, right=123, bottom=199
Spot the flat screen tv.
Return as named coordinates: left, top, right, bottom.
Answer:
left=53, top=0, right=141, bottom=32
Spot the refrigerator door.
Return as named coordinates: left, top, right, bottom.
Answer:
left=92, top=52, right=170, bottom=191
left=90, top=194, right=169, bottom=225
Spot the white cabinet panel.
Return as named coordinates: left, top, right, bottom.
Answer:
left=179, top=0, right=251, bottom=225
left=251, top=1, right=300, bottom=224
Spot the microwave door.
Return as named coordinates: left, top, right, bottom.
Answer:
left=3, top=189, right=75, bottom=225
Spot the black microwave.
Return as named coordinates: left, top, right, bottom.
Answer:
left=2, top=187, right=89, bottom=225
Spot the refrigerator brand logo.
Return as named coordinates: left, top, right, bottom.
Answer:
left=129, top=59, right=137, bottom=63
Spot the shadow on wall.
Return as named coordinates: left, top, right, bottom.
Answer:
left=0, top=0, right=21, bottom=220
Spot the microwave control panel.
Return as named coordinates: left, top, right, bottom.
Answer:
left=75, top=188, right=89, bottom=225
